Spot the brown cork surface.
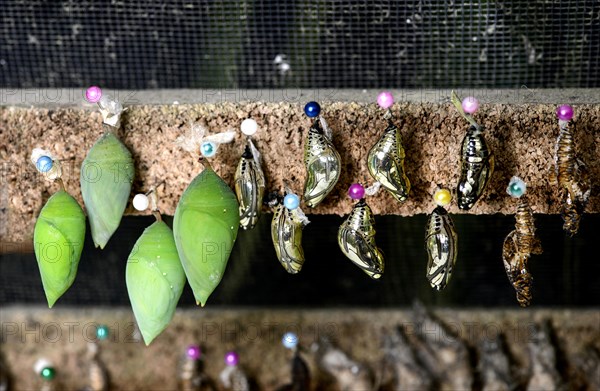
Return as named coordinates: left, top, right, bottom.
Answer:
left=1, top=102, right=599, bottom=243
left=1, top=307, right=599, bottom=390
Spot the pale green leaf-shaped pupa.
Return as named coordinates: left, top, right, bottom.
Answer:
left=174, top=165, right=240, bottom=306
left=80, top=131, right=134, bottom=248
left=126, top=220, right=185, bottom=345
left=34, top=189, right=86, bottom=308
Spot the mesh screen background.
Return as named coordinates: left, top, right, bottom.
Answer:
left=1, top=0, right=599, bottom=89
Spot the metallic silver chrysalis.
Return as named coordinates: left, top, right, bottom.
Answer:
left=303, top=119, right=341, bottom=207
left=425, top=206, right=458, bottom=290
left=234, top=141, right=266, bottom=230
left=271, top=197, right=307, bottom=274
left=456, top=125, right=494, bottom=210
left=367, top=122, right=410, bottom=202
left=338, top=199, right=384, bottom=279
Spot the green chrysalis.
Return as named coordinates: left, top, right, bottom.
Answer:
left=126, top=218, right=185, bottom=345
left=80, top=131, right=134, bottom=248
left=173, top=165, right=240, bottom=306
left=34, top=189, right=86, bottom=308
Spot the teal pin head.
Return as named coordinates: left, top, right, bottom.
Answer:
left=507, top=177, right=526, bottom=198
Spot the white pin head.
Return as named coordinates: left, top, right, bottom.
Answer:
left=133, top=193, right=149, bottom=211
left=241, top=118, right=258, bottom=136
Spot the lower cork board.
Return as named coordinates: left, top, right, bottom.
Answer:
left=1, top=306, right=599, bottom=390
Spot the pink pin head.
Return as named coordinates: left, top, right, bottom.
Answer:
left=85, top=86, right=102, bottom=103
left=377, top=91, right=394, bottom=109
left=224, top=351, right=239, bottom=366
left=461, top=96, right=479, bottom=114
left=186, top=345, right=201, bottom=360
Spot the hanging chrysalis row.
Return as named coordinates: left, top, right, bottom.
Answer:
left=502, top=177, right=542, bottom=307
left=30, top=89, right=591, bottom=317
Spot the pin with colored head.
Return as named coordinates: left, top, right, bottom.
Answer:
left=506, top=177, right=526, bottom=198
left=186, top=345, right=201, bottom=360
left=377, top=91, right=394, bottom=120
left=96, top=324, right=109, bottom=341
left=556, top=104, right=573, bottom=122
left=284, top=193, right=300, bottom=210
left=304, top=102, right=321, bottom=118
left=282, top=332, right=299, bottom=350
left=434, top=188, right=452, bottom=207
left=241, top=118, right=258, bottom=136
left=224, top=351, right=239, bottom=367
left=86, top=85, right=124, bottom=126
left=36, top=155, right=53, bottom=173
left=34, top=359, right=56, bottom=381
left=31, top=148, right=63, bottom=182
left=200, top=141, right=217, bottom=158
left=450, top=90, right=479, bottom=128
left=348, top=183, right=365, bottom=200
left=461, top=96, right=479, bottom=114
left=377, top=91, right=394, bottom=110
left=133, top=194, right=149, bottom=211
left=85, top=86, right=102, bottom=103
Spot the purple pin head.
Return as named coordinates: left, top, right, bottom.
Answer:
left=186, top=345, right=201, bottom=360
left=556, top=104, right=573, bottom=121
left=462, top=96, right=479, bottom=114
left=377, top=91, right=394, bottom=109
left=348, top=183, right=365, bottom=200
left=224, top=351, right=239, bottom=366
left=85, top=86, right=102, bottom=103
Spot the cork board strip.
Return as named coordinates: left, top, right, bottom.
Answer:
left=1, top=102, right=598, bottom=243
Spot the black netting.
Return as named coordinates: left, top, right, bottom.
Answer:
left=1, top=214, right=599, bottom=307
left=1, top=0, right=598, bottom=89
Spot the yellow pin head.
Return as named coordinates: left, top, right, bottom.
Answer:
left=434, top=188, right=452, bottom=207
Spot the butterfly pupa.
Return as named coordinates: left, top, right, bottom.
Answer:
left=31, top=149, right=86, bottom=308
left=425, top=188, right=458, bottom=290
left=553, top=105, right=590, bottom=236
left=174, top=160, right=240, bottom=306
left=302, top=102, right=341, bottom=208
left=451, top=91, right=494, bottom=210
left=269, top=191, right=309, bottom=274
left=337, top=184, right=384, bottom=279
left=80, top=93, right=134, bottom=249
left=367, top=92, right=410, bottom=202
left=235, top=138, right=266, bottom=230
left=502, top=177, right=542, bottom=307
left=126, top=187, right=185, bottom=345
